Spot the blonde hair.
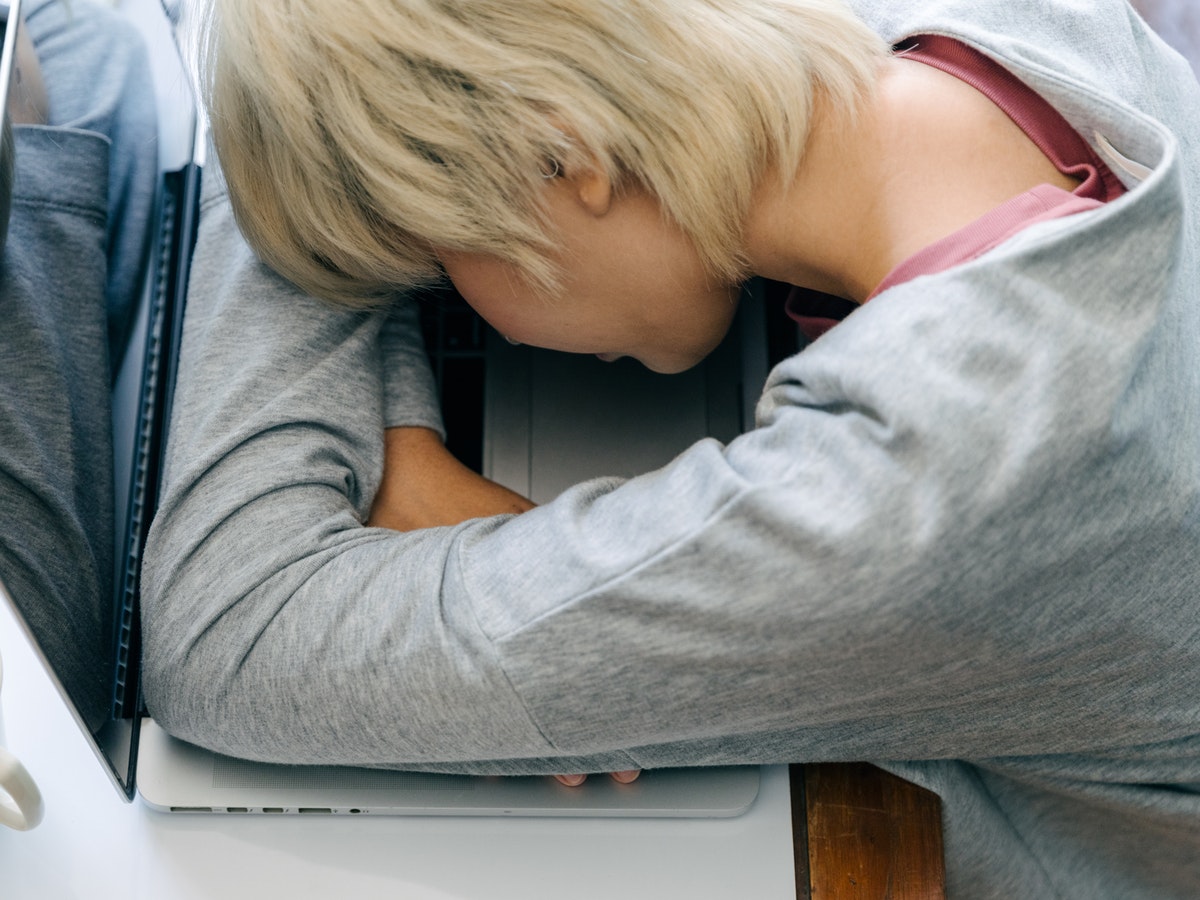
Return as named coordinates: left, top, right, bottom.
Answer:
left=203, top=0, right=887, bottom=307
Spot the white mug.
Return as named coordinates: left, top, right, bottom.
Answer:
left=0, top=649, right=43, bottom=830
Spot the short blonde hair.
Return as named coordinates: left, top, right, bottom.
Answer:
left=204, top=0, right=887, bottom=306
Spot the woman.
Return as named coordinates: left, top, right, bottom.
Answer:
left=143, top=2, right=1200, bottom=896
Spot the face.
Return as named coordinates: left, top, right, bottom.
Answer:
left=438, top=176, right=740, bottom=374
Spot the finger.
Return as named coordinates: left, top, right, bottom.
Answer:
left=554, top=774, right=587, bottom=787
left=610, top=769, right=641, bottom=784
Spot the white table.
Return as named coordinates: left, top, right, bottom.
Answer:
left=0, top=600, right=796, bottom=900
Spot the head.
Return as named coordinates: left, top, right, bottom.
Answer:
left=204, top=0, right=885, bottom=358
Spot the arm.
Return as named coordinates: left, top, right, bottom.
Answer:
left=142, top=165, right=1192, bottom=773
left=371, top=272, right=534, bottom=530
left=0, top=125, right=112, bottom=728
left=367, top=426, right=533, bottom=531
left=21, top=0, right=159, bottom=370
left=142, top=175, right=647, bottom=773
left=366, top=426, right=640, bottom=784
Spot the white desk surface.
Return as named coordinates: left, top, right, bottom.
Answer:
left=0, top=601, right=796, bottom=900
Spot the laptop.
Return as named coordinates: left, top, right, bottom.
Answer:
left=1, top=0, right=772, bottom=818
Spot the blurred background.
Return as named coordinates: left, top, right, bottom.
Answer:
left=1131, top=0, right=1200, bottom=72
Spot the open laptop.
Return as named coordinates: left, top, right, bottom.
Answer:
left=1, top=0, right=774, bottom=818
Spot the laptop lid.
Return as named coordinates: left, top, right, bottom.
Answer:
left=0, top=0, right=201, bottom=801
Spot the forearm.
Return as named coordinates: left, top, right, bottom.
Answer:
left=368, top=426, right=533, bottom=531
left=139, top=179, right=552, bottom=764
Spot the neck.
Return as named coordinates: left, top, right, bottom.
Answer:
left=743, top=54, right=1079, bottom=302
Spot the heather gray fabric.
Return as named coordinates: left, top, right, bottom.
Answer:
left=0, top=0, right=158, bottom=729
left=141, top=1, right=1200, bottom=896
left=0, top=127, right=113, bottom=731
left=23, top=0, right=158, bottom=373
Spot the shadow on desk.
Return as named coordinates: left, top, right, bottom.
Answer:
left=791, top=763, right=946, bottom=900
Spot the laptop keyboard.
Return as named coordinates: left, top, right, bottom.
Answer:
left=416, top=280, right=801, bottom=477
left=417, top=286, right=488, bottom=473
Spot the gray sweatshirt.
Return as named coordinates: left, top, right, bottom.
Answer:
left=141, top=1, right=1200, bottom=896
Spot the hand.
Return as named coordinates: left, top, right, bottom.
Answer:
left=367, top=426, right=534, bottom=531
left=554, top=771, right=642, bottom=787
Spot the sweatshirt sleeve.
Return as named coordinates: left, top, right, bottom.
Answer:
left=449, top=198, right=1199, bottom=772
left=379, top=299, right=445, bottom=435
left=1, top=126, right=115, bottom=733
left=140, top=175, right=642, bottom=772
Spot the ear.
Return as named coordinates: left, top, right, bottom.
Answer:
left=570, top=164, right=613, bottom=218
left=544, top=117, right=612, bottom=217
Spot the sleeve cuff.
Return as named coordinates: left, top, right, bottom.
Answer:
left=380, top=298, right=446, bottom=436
left=13, top=126, right=110, bottom=213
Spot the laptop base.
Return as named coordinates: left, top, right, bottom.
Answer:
left=136, top=719, right=762, bottom=818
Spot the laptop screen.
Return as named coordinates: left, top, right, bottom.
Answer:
left=0, top=0, right=200, bottom=800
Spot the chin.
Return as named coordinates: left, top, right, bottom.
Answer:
left=641, top=353, right=706, bottom=375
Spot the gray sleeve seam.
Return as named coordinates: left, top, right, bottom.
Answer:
left=487, top=480, right=754, bottom=645
left=448, top=526, right=640, bottom=769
